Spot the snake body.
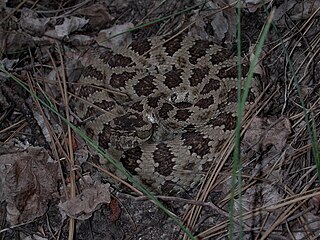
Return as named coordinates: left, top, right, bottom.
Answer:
left=74, top=35, right=259, bottom=193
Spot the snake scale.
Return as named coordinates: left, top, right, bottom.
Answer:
left=74, top=35, right=259, bottom=194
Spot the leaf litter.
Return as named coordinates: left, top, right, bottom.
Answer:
left=0, top=0, right=319, bottom=239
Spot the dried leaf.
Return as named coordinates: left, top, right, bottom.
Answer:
left=58, top=183, right=110, bottom=220
left=210, top=9, right=228, bottom=42
left=273, top=0, right=297, bottom=21
left=54, top=17, right=89, bottom=38
left=96, top=23, right=134, bottom=48
left=290, top=0, right=320, bottom=20
left=243, top=116, right=291, bottom=152
left=242, top=0, right=272, bottom=13
left=74, top=3, right=114, bottom=29
left=20, top=8, right=49, bottom=35
left=194, top=0, right=236, bottom=42
left=293, top=212, right=320, bottom=239
left=1, top=31, right=35, bottom=53
left=188, top=12, right=209, bottom=40
left=0, top=145, right=59, bottom=225
left=235, top=182, right=283, bottom=229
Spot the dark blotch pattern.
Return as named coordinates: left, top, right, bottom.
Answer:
left=189, top=67, right=209, bottom=87
left=94, top=100, right=116, bottom=111
left=78, top=85, right=102, bottom=98
left=120, top=147, right=143, bottom=175
left=113, top=112, right=147, bottom=130
left=158, top=103, right=174, bottom=119
left=129, top=38, right=152, bottom=57
left=164, top=66, right=183, bottom=88
left=160, top=180, right=180, bottom=194
left=200, top=159, right=216, bottom=172
left=208, top=112, right=236, bottom=131
left=133, top=75, right=157, bottom=96
left=85, top=127, right=95, bottom=140
left=131, top=101, right=144, bottom=112
left=217, top=63, right=250, bottom=79
left=201, top=78, right=221, bottom=94
left=110, top=72, right=136, bottom=89
left=177, top=56, right=187, bottom=66
left=174, top=109, right=191, bottom=121
left=173, top=102, right=193, bottom=109
left=98, top=124, right=112, bottom=149
left=82, top=65, right=104, bottom=80
left=181, top=130, right=211, bottom=157
left=163, top=35, right=184, bottom=57
left=226, top=88, right=237, bottom=102
left=209, top=48, right=233, bottom=65
left=80, top=100, right=115, bottom=119
left=241, top=64, right=250, bottom=77
left=83, top=106, right=102, bottom=120
left=195, top=95, right=215, bottom=109
left=183, top=162, right=196, bottom=171
left=101, top=54, right=136, bottom=68
left=153, top=143, right=175, bottom=176
left=188, top=40, right=211, bottom=64
left=147, top=96, right=161, bottom=108
left=155, top=54, right=166, bottom=64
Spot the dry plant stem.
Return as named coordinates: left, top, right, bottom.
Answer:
left=35, top=0, right=91, bottom=16
left=55, top=43, right=76, bottom=240
left=0, top=219, right=36, bottom=234
left=88, top=162, right=143, bottom=196
left=0, top=120, right=26, bottom=135
left=69, top=92, right=121, bottom=117
left=282, top=9, right=320, bottom=112
left=139, top=0, right=167, bottom=24
left=260, top=199, right=309, bottom=240
left=3, top=121, right=28, bottom=143
left=183, top=140, right=234, bottom=238
left=133, top=195, right=229, bottom=218
left=286, top=205, right=314, bottom=222
left=27, top=74, right=69, bottom=204
left=197, top=132, right=318, bottom=236
left=197, top=189, right=320, bottom=238
left=204, top=0, right=237, bottom=19
left=255, top=213, right=270, bottom=240
left=183, top=88, right=267, bottom=238
left=260, top=189, right=320, bottom=212
left=44, top=48, right=70, bottom=201
left=183, top=87, right=268, bottom=233
left=45, top=214, right=57, bottom=240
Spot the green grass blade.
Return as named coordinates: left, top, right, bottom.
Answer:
left=228, top=6, right=274, bottom=239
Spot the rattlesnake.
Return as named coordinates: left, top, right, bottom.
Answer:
left=74, top=35, right=259, bottom=194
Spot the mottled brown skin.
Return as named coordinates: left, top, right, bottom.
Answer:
left=74, top=36, right=259, bottom=194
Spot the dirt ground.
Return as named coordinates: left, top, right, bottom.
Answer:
left=0, top=0, right=320, bottom=239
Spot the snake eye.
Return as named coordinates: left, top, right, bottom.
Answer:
left=170, top=93, right=177, bottom=102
